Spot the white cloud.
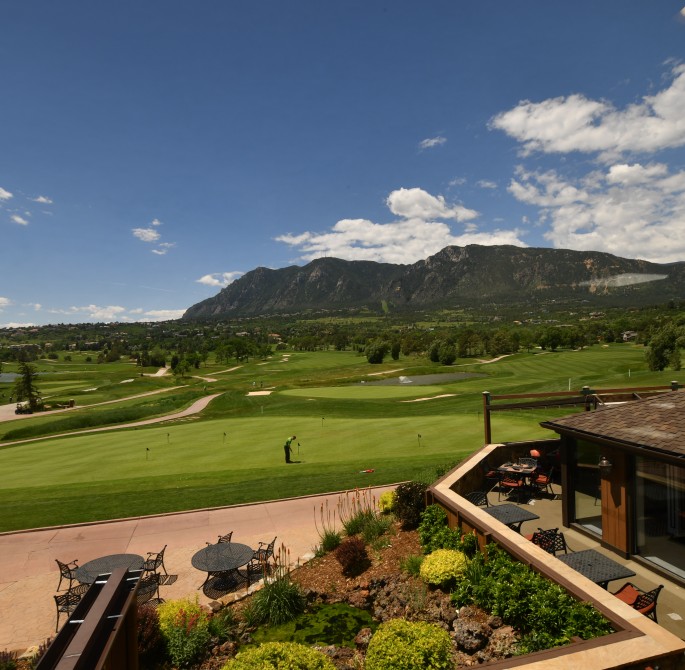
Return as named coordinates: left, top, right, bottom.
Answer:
left=197, top=272, right=244, bottom=287
left=29, top=303, right=41, bottom=311
left=386, top=187, right=478, bottom=222
left=477, top=180, right=498, bottom=189
left=0, top=187, right=12, bottom=201
left=0, top=322, right=36, bottom=328
left=419, top=136, right=447, bottom=150
left=143, top=309, right=186, bottom=321
left=491, top=63, right=685, bottom=160
left=507, top=162, right=685, bottom=262
left=0, top=297, right=11, bottom=310
left=151, top=242, right=175, bottom=256
left=10, top=214, right=29, bottom=225
left=151, top=218, right=163, bottom=226
left=32, top=195, right=52, bottom=204
left=276, top=186, right=526, bottom=264
left=132, top=227, right=161, bottom=242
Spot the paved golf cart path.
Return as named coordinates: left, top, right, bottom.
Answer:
left=0, top=393, right=223, bottom=447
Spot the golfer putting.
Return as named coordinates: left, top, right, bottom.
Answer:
left=284, top=435, right=296, bottom=463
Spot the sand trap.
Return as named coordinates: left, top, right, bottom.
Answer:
left=401, top=394, right=457, bottom=403
left=367, top=368, right=405, bottom=376
left=247, top=390, right=273, bottom=396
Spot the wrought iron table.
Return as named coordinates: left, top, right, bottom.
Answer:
left=484, top=503, right=540, bottom=533
left=557, top=548, right=636, bottom=589
left=191, top=542, right=254, bottom=597
left=75, top=553, right=144, bottom=584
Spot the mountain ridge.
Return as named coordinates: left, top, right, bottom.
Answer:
left=182, top=245, right=684, bottom=319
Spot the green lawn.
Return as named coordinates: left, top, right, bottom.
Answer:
left=0, top=343, right=677, bottom=531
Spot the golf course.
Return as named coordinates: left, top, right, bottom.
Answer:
left=0, top=343, right=675, bottom=532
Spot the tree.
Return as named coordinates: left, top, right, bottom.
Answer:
left=438, top=342, right=457, bottom=365
left=13, top=361, right=42, bottom=411
left=646, top=324, right=683, bottom=371
left=365, top=340, right=389, bottom=364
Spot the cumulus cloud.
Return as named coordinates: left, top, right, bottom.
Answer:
left=276, top=186, right=526, bottom=264
left=0, top=187, right=13, bottom=201
left=143, top=309, right=186, bottom=321
left=132, top=227, right=161, bottom=242
left=32, top=195, right=52, bottom=204
left=507, top=162, right=685, bottom=262
left=69, top=304, right=128, bottom=321
left=477, top=180, right=498, bottom=189
left=0, top=297, right=11, bottom=310
left=151, top=242, right=175, bottom=256
left=419, top=136, right=447, bottom=150
left=10, top=214, right=29, bottom=225
left=491, top=63, right=685, bottom=160
left=197, top=271, right=244, bottom=287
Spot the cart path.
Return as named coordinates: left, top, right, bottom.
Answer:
left=0, top=393, right=223, bottom=448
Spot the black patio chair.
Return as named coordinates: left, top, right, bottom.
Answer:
left=55, top=558, right=79, bottom=591
left=143, top=545, right=168, bottom=576
left=613, top=582, right=664, bottom=622
left=464, top=491, right=489, bottom=507
left=53, top=583, right=88, bottom=632
left=498, top=475, right=527, bottom=502
left=480, top=459, right=500, bottom=492
left=528, top=527, right=569, bottom=555
left=531, top=467, right=555, bottom=497
left=136, top=573, right=165, bottom=608
left=245, top=536, right=277, bottom=584
left=207, top=531, right=233, bottom=546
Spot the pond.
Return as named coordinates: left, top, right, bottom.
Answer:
left=362, top=372, right=484, bottom=386
left=250, top=602, right=377, bottom=648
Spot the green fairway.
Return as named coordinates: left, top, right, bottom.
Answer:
left=0, top=343, right=679, bottom=531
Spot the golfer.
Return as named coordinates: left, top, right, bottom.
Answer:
left=284, top=435, right=296, bottom=463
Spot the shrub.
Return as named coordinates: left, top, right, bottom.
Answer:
left=137, top=605, right=166, bottom=669
left=365, top=619, right=453, bottom=670
left=0, top=650, right=17, bottom=670
left=378, top=490, right=397, bottom=514
left=338, top=488, right=379, bottom=536
left=157, top=596, right=211, bottom=668
left=451, top=544, right=613, bottom=653
left=399, top=553, right=424, bottom=577
left=361, top=512, right=393, bottom=545
left=208, top=607, right=237, bottom=643
left=223, top=641, right=336, bottom=669
left=243, top=544, right=307, bottom=626
left=420, top=549, right=469, bottom=588
left=418, top=504, right=478, bottom=557
left=394, top=481, right=427, bottom=529
left=314, top=499, right=341, bottom=554
left=334, top=536, right=370, bottom=576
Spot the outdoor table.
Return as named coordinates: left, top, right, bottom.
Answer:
left=557, top=548, right=636, bottom=589
left=75, top=553, right=144, bottom=584
left=497, top=462, right=537, bottom=501
left=484, top=503, right=540, bottom=533
left=191, top=542, right=254, bottom=596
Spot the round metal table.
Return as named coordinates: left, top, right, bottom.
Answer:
left=191, top=542, right=254, bottom=573
left=75, top=553, right=144, bottom=584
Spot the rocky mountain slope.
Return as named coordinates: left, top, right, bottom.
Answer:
left=183, top=245, right=685, bottom=319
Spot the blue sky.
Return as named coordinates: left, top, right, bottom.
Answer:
left=2, top=2, right=685, bottom=327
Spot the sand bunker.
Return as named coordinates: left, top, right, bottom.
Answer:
left=247, top=390, right=273, bottom=396
left=401, top=394, right=457, bottom=403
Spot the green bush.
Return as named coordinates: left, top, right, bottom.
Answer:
left=399, top=553, right=424, bottom=577
left=223, top=641, right=336, bottom=669
left=0, top=650, right=17, bottom=670
left=243, top=568, right=307, bottom=627
left=451, top=544, right=613, bottom=653
left=365, top=619, right=453, bottom=670
left=361, top=512, right=393, bottom=544
left=208, top=607, right=237, bottom=643
left=334, top=536, right=370, bottom=576
left=157, top=596, right=211, bottom=668
left=419, top=549, right=468, bottom=588
left=418, top=504, right=477, bottom=556
left=394, top=481, right=427, bottom=530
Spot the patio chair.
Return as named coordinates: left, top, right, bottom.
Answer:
left=498, top=475, right=527, bottom=502
left=53, top=583, right=88, bottom=632
left=55, top=558, right=79, bottom=591
left=613, top=582, right=664, bottom=622
left=206, top=531, right=233, bottom=546
left=529, top=527, right=569, bottom=555
left=518, top=457, right=538, bottom=468
left=464, top=491, right=489, bottom=507
left=245, top=536, right=277, bottom=584
left=531, top=467, right=555, bottom=497
left=142, top=545, right=168, bottom=576
left=480, top=459, right=500, bottom=492
left=136, top=573, right=165, bottom=607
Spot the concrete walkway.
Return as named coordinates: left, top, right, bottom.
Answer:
left=0, top=485, right=395, bottom=654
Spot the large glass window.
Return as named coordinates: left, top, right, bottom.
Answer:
left=572, top=439, right=602, bottom=535
left=635, top=456, right=685, bottom=579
